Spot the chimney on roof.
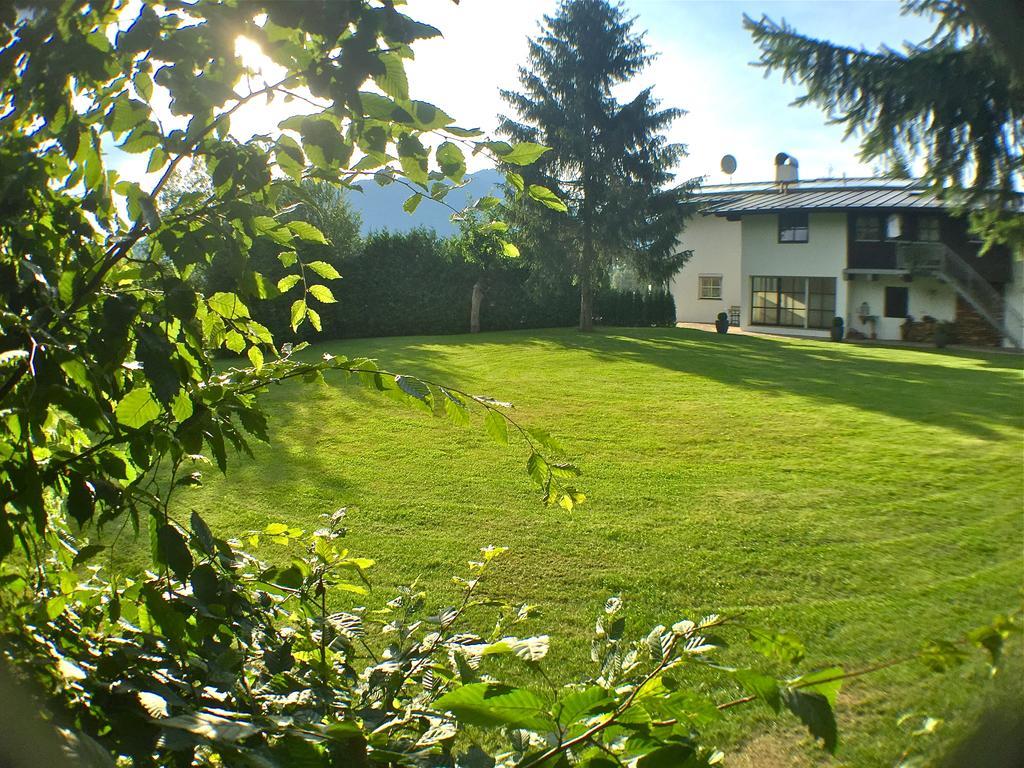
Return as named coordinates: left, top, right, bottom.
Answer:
left=775, top=152, right=798, bottom=185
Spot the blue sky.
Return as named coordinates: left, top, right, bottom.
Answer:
left=110, top=1, right=939, bottom=189
left=404, top=0, right=937, bottom=184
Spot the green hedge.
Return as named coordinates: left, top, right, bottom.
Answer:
left=243, top=230, right=676, bottom=341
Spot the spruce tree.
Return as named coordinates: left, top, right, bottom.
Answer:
left=499, top=0, right=694, bottom=331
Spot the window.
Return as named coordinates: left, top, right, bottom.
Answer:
left=917, top=215, right=940, bottom=242
left=778, top=212, right=809, bottom=243
left=750, top=276, right=835, bottom=329
left=855, top=215, right=882, bottom=241
left=885, top=213, right=903, bottom=240
left=807, top=277, right=837, bottom=329
left=884, top=286, right=909, bottom=318
left=698, top=275, right=722, bottom=300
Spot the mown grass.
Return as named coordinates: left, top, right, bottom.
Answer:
left=136, top=327, right=1021, bottom=765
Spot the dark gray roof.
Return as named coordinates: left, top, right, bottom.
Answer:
left=695, top=178, right=944, bottom=216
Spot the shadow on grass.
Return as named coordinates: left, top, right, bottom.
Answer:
left=332, top=326, right=1024, bottom=441
left=936, top=701, right=1024, bottom=767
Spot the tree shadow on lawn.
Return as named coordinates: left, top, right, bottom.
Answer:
left=353, top=327, right=1023, bottom=442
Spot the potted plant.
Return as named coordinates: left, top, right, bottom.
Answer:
left=715, top=311, right=729, bottom=334
left=831, top=316, right=845, bottom=342
left=934, top=320, right=956, bottom=348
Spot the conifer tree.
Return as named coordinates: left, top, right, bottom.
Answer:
left=499, top=0, right=694, bottom=331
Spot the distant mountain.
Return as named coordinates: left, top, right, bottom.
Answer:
left=347, top=169, right=506, bottom=237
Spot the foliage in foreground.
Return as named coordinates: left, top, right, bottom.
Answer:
left=1, top=509, right=1018, bottom=767
left=0, top=2, right=1017, bottom=765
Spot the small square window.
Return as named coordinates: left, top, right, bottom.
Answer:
left=884, top=286, right=909, bottom=318
left=778, top=212, right=809, bottom=243
left=698, top=275, right=722, bottom=300
left=855, top=215, right=882, bottom=241
left=918, top=216, right=940, bottom=242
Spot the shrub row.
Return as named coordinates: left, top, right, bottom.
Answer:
left=244, top=230, right=676, bottom=341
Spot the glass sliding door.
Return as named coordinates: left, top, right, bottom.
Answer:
left=807, top=278, right=837, bottom=329
left=750, top=276, right=835, bottom=329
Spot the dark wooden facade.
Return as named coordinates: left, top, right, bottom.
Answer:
left=845, top=211, right=1012, bottom=284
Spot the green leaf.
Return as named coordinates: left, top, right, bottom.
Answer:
left=287, top=221, right=328, bottom=244
left=159, top=712, right=259, bottom=743
left=374, top=52, right=409, bottom=101
left=445, top=126, right=484, bottom=138
left=115, top=387, right=161, bottom=429
left=397, top=133, right=429, bottom=185
left=72, top=544, right=106, bottom=567
left=133, top=71, right=153, bottom=101
left=527, top=452, right=548, bottom=486
left=436, top=141, right=466, bottom=181
left=484, top=410, right=508, bottom=445
left=526, top=427, right=565, bottom=453
left=306, top=306, right=322, bottom=332
left=789, top=666, right=843, bottom=708
left=156, top=524, right=194, bottom=580
left=556, top=686, right=613, bottom=726
left=637, top=745, right=697, bottom=768
left=300, top=117, right=351, bottom=170
left=782, top=689, right=838, bottom=753
left=734, top=669, right=781, bottom=712
left=307, top=261, right=341, bottom=280
left=395, top=375, right=430, bottom=402
left=749, top=629, right=805, bottom=665
left=433, top=683, right=551, bottom=731
left=67, top=473, right=95, bottom=525
left=527, top=184, right=568, bottom=212
left=207, top=292, right=251, bottom=320
left=407, top=99, right=453, bottom=131
left=403, top=193, right=423, bottom=213
left=500, top=240, right=520, bottom=258
left=443, top=390, right=470, bottom=426
left=277, top=274, right=301, bottom=293
left=170, top=389, right=193, bottom=422
left=507, top=171, right=525, bottom=195
left=224, top=330, right=246, bottom=354
left=190, top=511, right=216, bottom=557
left=247, top=346, right=264, bottom=370
left=290, top=300, right=306, bottom=331
left=308, top=284, right=336, bottom=304
left=501, top=142, right=550, bottom=166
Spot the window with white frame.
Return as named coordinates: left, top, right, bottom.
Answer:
left=698, top=275, right=722, bottom=300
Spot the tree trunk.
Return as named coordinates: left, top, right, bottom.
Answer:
left=470, top=279, right=483, bottom=333
left=579, top=281, right=594, bottom=332
left=579, top=230, right=595, bottom=331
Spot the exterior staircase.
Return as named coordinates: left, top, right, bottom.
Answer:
left=895, top=241, right=1023, bottom=348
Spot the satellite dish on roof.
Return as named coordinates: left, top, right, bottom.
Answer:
left=720, top=154, right=737, bottom=176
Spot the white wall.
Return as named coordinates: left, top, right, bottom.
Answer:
left=670, top=214, right=742, bottom=324
left=846, top=276, right=957, bottom=340
left=740, top=213, right=849, bottom=338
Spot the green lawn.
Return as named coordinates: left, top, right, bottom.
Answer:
left=152, top=327, right=1021, bottom=765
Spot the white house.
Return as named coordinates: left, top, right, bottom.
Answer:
left=670, top=156, right=1023, bottom=348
